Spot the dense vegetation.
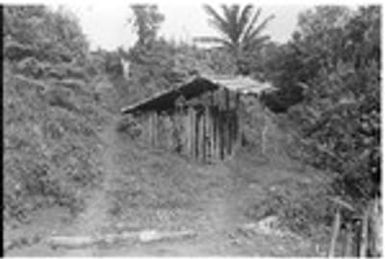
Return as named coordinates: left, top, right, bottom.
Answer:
left=264, top=6, right=381, bottom=206
left=3, top=6, right=112, bottom=224
left=117, top=4, right=381, bottom=238
left=3, top=4, right=380, bottom=250
left=124, top=4, right=381, bottom=207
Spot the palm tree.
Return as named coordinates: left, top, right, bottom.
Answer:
left=195, top=4, right=275, bottom=75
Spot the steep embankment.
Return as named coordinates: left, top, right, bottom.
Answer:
left=3, top=63, right=113, bottom=254
left=5, top=69, right=329, bottom=256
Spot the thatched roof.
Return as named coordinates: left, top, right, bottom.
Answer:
left=121, top=75, right=275, bottom=114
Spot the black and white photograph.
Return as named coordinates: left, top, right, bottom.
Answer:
left=3, top=0, right=382, bottom=256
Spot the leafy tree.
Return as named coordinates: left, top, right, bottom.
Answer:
left=124, top=6, right=214, bottom=104
left=4, top=6, right=89, bottom=65
left=196, top=4, right=274, bottom=75
left=129, top=5, right=165, bottom=46
left=263, top=6, right=380, bottom=204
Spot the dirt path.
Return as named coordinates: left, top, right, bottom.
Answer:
left=6, top=118, right=320, bottom=256
left=53, top=118, right=118, bottom=256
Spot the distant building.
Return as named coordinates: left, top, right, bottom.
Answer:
left=121, top=75, right=275, bottom=163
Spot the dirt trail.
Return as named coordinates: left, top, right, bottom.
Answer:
left=63, top=117, right=122, bottom=256
left=63, top=125, right=254, bottom=256
left=6, top=117, right=320, bottom=256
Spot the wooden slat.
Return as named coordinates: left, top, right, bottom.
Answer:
left=168, top=113, right=175, bottom=150
left=219, top=113, right=224, bottom=160
left=199, top=111, right=206, bottom=162
left=153, top=111, right=158, bottom=147
left=225, top=88, right=230, bottom=111
left=200, top=110, right=205, bottom=162
left=213, top=109, right=218, bottom=160
left=328, top=208, right=341, bottom=257
left=185, top=108, right=191, bottom=156
left=236, top=94, right=243, bottom=149
left=360, top=207, right=370, bottom=257
left=223, top=114, right=228, bottom=157
left=149, top=112, right=154, bottom=146
left=190, top=107, right=196, bottom=158
left=229, top=112, right=234, bottom=155
left=209, top=108, right=215, bottom=163
left=343, top=224, right=353, bottom=257
left=226, top=114, right=231, bottom=156
left=196, top=111, right=202, bottom=161
left=204, top=105, right=210, bottom=162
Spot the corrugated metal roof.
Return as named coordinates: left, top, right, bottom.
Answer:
left=121, top=75, right=275, bottom=114
left=203, top=74, right=275, bottom=94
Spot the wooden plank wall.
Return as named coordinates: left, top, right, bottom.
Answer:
left=135, top=87, right=242, bottom=163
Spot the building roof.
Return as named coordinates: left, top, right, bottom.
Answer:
left=121, top=75, right=275, bottom=114
left=205, top=74, right=274, bottom=95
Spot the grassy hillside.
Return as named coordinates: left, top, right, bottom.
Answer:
left=4, top=6, right=339, bottom=256
left=3, top=61, right=113, bottom=225
left=3, top=5, right=115, bottom=227
left=108, top=98, right=334, bottom=242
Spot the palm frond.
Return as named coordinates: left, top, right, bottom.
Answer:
left=200, top=4, right=274, bottom=60
left=243, top=35, right=271, bottom=51
left=203, top=5, right=230, bottom=36
left=220, top=4, right=240, bottom=43
left=245, top=14, right=275, bottom=43
left=238, top=5, right=254, bottom=36
left=242, top=7, right=262, bottom=41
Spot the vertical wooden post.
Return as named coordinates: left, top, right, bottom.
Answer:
left=213, top=109, right=218, bottom=161
left=169, top=113, right=175, bottom=151
left=190, top=107, right=196, bottom=159
left=328, top=208, right=341, bottom=257
left=209, top=108, right=215, bottom=163
left=215, top=110, right=221, bottom=160
left=343, top=224, right=353, bottom=257
left=219, top=113, right=224, bottom=160
left=202, top=109, right=206, bottom=162
left=204, top=105, right=210, bottom=162
left=198, top=110, right=204, bottom=162
left=368, top=196, right=382, bottom=257
left=154, top=111, right=159, bottom=147
left=184, top=108, right=190, bottom=156
left=223, top=114, right=228, bottom=157
left=196, top=110, right=201, bottom=161
left=360, top=207, right=370, bottom=257
left=149, top=111, right=154, bottom=146
left=142, top=112, right=148, bottom=145
left=224, top=88, right=229, bottom=111
left=158, top=112, right=164, bottom=148
left=229, top=111, right=234, bottom=155
left=236, top=93, right=243, bottom=149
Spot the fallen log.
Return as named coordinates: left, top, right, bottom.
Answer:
left=46, top=229, right=196, bottom=249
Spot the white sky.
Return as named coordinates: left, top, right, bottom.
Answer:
left=4, top=0, right=372, bottom=51
left=47, top=2, right=309, bottom=51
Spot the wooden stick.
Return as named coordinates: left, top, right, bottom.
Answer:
left=369, top=196, right=382, bottom=257
left=329, top=208, right=341, bottom=257
left=360, top=205, right=370, bottom=257
left=191, top=107, right=196, bottom=158
left=343, top=223, right=353, bottom=257
left=210, top=108, right=215, bottom=162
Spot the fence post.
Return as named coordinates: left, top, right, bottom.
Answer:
left=328, top=197, right=355, bottom=257
left=328, top=208, right=341, bottom=257
left=359, top=207, right=370, bottom=257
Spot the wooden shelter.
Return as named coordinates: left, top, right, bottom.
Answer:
left=121, top=75, right=274, bottom=163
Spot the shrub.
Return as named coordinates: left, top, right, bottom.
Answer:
left=44, top=87, right=77, bottom=112
left=116, top=116, right=142, bottom=139
left=14, top=57, right=45, bottom=78
left=3, top=40, right=36, bottom=61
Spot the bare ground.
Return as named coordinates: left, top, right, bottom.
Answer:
left=5, top=116, right=324, bottom=257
